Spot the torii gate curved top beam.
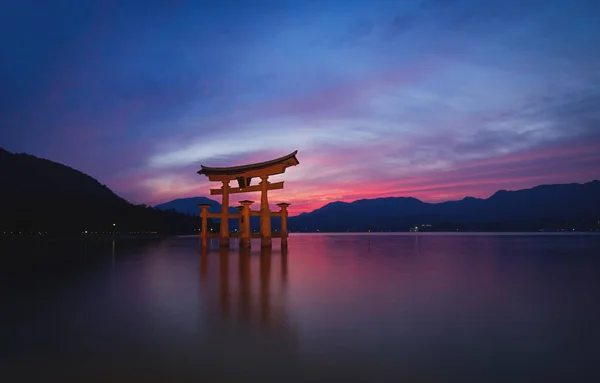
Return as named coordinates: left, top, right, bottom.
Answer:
left=197, top=150, right=299, bottom=181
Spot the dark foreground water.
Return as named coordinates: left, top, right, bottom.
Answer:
left=2, top=233, right=600, bottom=382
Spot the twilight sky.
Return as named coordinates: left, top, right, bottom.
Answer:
left=1, top=0, right=599, bottom=214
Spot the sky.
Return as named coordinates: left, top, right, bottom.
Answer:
left=1, top=0, right=599, bottom=215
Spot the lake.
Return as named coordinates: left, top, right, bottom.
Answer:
left=2, top=233, right=600, bottom=382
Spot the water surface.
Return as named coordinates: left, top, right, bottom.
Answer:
left=2, top=234, right=600, bottom=382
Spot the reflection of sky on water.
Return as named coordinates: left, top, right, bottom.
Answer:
left=2, top=234, right=600, bottom=381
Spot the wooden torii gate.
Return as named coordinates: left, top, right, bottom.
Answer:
left=197, top=151, right=299, bottom=249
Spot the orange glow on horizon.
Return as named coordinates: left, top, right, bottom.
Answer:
left=118, top=138, right=599, bottom=216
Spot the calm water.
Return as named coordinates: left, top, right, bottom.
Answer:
left=2, top=233, right=600, bottom=382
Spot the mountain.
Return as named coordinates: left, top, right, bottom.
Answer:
left=155, top=196, right=244, bottom=230
left=0, top=148, right=215, bottom=235
left=155, top=197, right=239, bottom=216
left=287, top=181, right=600, bottom=232
left=155, top=196, right=276, bottom=231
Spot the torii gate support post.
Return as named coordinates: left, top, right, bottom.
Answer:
left=235, top=206, right=244, bottom=241
left=198, top=204, right=211, bottom=249
left=240, top=200, right=253, bottom=248
left=260, top=176, right=272, bottom=248
left=220, top=180, right=230, bottom=248
left=277, top=202, right=290, bottom=248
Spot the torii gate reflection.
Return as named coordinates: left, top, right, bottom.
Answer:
left=199, top=246, right=292, bottom=334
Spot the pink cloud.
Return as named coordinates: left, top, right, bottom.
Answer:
left=111, top=135, right=598, bottom=216
left=281, top=138, right=600, bottom=215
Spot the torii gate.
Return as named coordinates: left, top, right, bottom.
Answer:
left=197, top=150, right=299, bottom=249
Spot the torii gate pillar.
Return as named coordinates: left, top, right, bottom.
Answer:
left=277, top=202, right=290, bottom=248
left=198, top=203, right=211, bottom=248
left=219, top=180, right=230, bottom=247
left=260, top=176, right=272, bottom=248
left=239, top=200, right=253, bottom=248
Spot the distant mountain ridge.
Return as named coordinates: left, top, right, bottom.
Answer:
left=154, top=197, right=272, bottom=231
left=155, top=180, right=600, bottom=232
left=155, top=197, right=239, bottom=216
left=287, top=181, right=600, bottom=232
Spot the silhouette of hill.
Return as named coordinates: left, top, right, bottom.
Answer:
left=0, top=148, right=214, bottom=235
left=155, top=197, right=239, bottom=216
left=156, top=181, right=600, bottom=232
left=155, top=197, right=272, bottom=231
left=287, top=181, right=600, bottom=232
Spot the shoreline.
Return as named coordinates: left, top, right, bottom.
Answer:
left=2, top=230, right=599, bottom=241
